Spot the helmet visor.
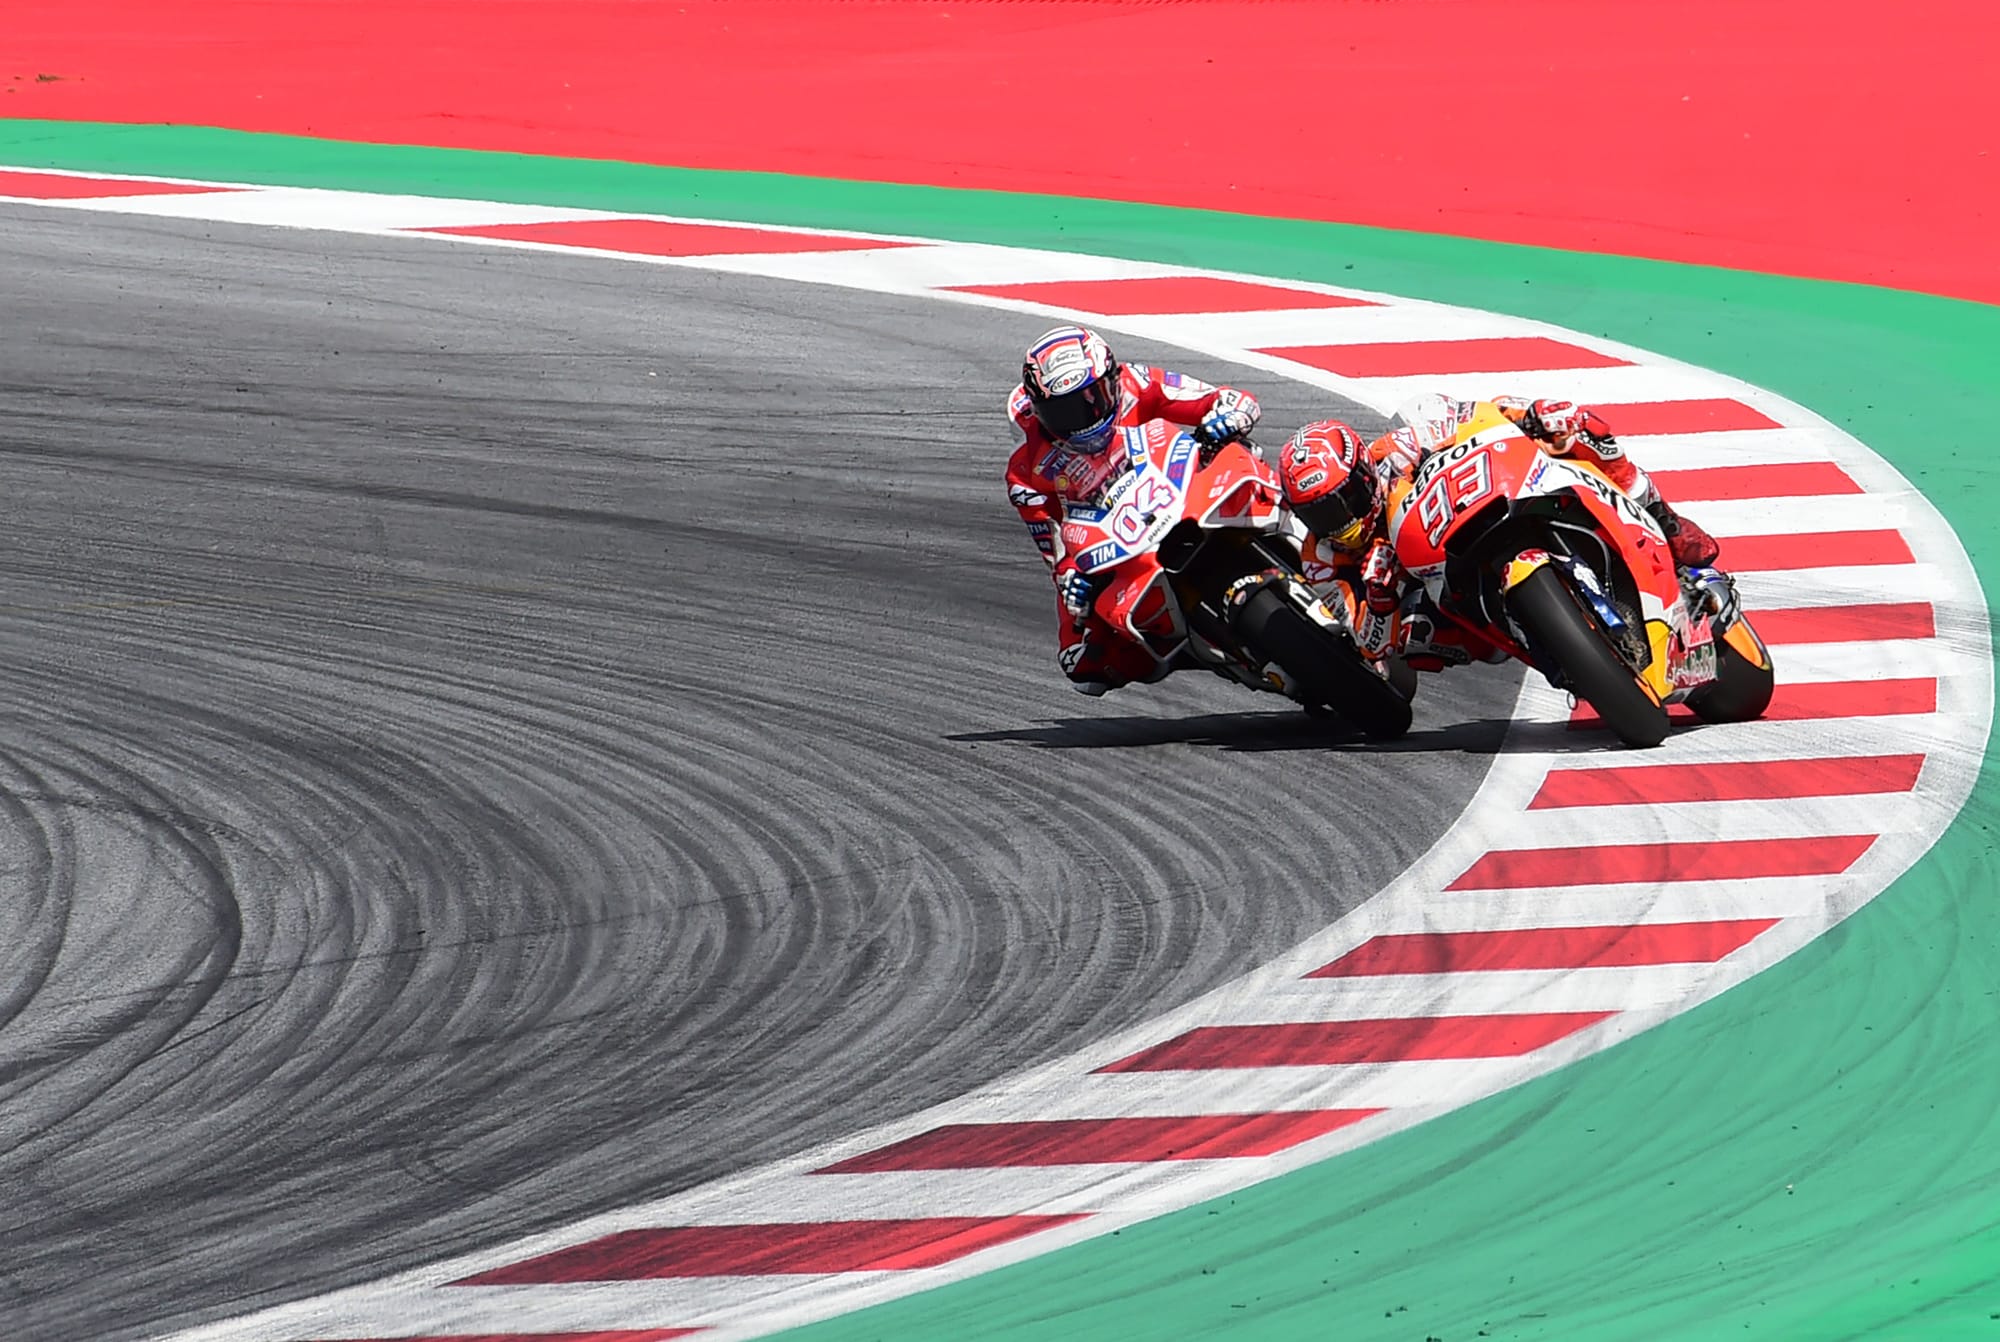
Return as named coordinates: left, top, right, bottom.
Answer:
left=1293, top=467, right=1377, bottom=548
left=1033, top=375, right=1121, bottom=445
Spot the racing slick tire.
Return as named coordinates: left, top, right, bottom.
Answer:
left=1231, top=585, right=1414, bottom=741
left=1685, top=619, right=1777, bottom=724
left=1508, top=564, right=1670, bottom=748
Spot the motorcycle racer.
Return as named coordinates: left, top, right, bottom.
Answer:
left=1004, top=325, right=1263, bottom=695
left=1278, top=395, right=1725, bottom=671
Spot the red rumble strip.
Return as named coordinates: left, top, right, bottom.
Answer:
left=1586, top=398, right=1783, bottom=435
left=1096, top=1012, right=1613, bottom=1071
left=1308, top=919, right=1779, bottom=977
left=816, top=1110, right=1380, bottom=1173
left=0, top=169, right=240, bottom=199
left=1262, top=337, right=1632, bottom=377
left=947, top=275, right=1376, bottom=314
left=1651, top=462, right=1862, bottom=501
left=1569, top=678, right=1938, bottom=727
left=1529, top=755, right=1928, bottom=808
left=415, top=219, right=916, bottom=257
left=1720, top=529, right=1914, bottom=571
left=1748, top=602, right=1936, bottom=644
left=1445, top=835, right=1877, bottom=891
left=456, top=1217, right=1086, bottom=1283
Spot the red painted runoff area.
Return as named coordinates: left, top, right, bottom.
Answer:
left=0, top=168, right=234, bottom=198
left=1097, top=1013, right=1613, bottom=1071
left=1650, top=462, right=1861, bottom=502
left=1747, top=602, right=1937, bottom=644
left=14, top=1, right=1993, bottom=303
left=1261, top=336, right=1632, bottom=378
left=1445, top=835, right=1878, bottom=891
left=457, top=1217, right=1086, bottom=1283
left=1309, top=920, right=1778, bottom=978
left=1528, top=755, right=1928, bottom=808
left=947, top=275, right=1376, bottom=315
left=417, top=218, right=912, bottom=256
left=1590, top=399, right=1783, bottom=436
left=816, top=1110, right=1380, bottom=1173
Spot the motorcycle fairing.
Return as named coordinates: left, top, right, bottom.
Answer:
left=1389, top=409, right=1725, bottom=701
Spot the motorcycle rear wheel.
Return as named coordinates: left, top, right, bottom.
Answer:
left=1508, top=565, right=1669, bottom=748
left=1232, top=586, right=1414, bottom=740
left=1686, top=619, right=1777, bottom=723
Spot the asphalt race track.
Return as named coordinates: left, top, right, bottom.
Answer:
left=0, top=208, right=1522, bottom=1341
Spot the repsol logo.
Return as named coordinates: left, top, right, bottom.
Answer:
left=1566, top=463, right=1658, bottom=533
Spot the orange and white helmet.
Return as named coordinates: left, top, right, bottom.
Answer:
left=1022, top=326, right=1123, bottom=454
left=1279, top=419, right=1380, bottom=550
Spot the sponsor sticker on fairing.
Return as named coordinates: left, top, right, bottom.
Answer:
left=1076, top=540, right=1126, bottom=572
left=1668, top=611, right=1719, bottom=689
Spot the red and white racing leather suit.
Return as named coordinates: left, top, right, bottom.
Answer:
left=1005, top=364, right=1258, bottom=688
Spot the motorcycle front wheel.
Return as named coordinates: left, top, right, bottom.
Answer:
left=1231, top=585, right=1415, bottom=741
left=1507, top=564, right=1669, bottom=748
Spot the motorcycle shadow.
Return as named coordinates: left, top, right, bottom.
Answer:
left=952, top=714, right=1689, bottom=756
left=950, top=712, right=1513, bottom=755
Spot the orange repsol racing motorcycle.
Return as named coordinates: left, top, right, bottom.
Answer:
left=1062, top=419, right=1417, bottom=739
left=1385, top=400, right=1775, bottom=747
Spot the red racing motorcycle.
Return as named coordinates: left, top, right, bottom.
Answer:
left=1061, top=419, right=1417, bottom=739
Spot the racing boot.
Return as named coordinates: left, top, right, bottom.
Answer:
left=1058, top=640, right=1115, bottom=696
left=1646, top=498, right=1721, bottom=569
left=1680, top=565, right=1743, bottom=629
left=1059, top=634, right=1165, bottom=697
left=1397, top=593, right=1508, bottom=673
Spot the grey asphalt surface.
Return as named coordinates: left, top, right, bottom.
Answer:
left=0, top=208, right=1523, bottom=1340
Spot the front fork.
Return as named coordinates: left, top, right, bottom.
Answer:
left=1500, top=548, right=1652, bottom=686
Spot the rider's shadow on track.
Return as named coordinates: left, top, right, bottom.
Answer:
left=950, top=712, right=1668, bottom=756
left=949, top=712, right=1521, bottom=755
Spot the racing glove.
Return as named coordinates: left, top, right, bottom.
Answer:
left=1055, top=562, right=1096, bottom=625
left=1197, top=388, right=1262, bottom=446
left=1527, top=398, right=1614, bottom=450
left=1360, top=538, right=1402, bottom=616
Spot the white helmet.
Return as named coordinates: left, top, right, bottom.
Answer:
left=1022, top=326, right=1122, bottom=454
